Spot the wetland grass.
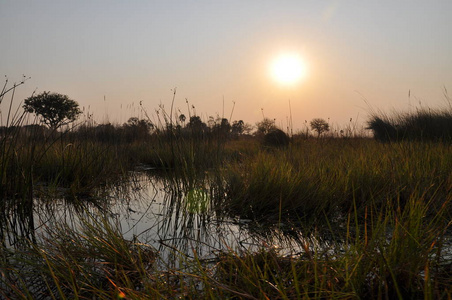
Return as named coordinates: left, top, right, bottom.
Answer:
left=215, top=190, right=451, bottom=299
left=1, top=213, right=162, bottom=299
left=3, top=131, right=452, bottom=298
left=222, top=139, right=452, bottom=224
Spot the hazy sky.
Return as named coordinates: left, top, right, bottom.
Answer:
left=2, top=1, right=451, bottom=131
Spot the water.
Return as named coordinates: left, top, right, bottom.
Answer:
left=17, top=171, right=307, bottom=268
left=3, top=170, right=451, bottom=298
left=8, top=171, right=450, bottom=268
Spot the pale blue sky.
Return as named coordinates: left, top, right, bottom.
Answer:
left=2, top=1, right=451, bottom=131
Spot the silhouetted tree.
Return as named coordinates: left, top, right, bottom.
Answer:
left=212, top=118, right=231, bottom=138
left=187, top=116, right=207, bottom=137
left=243, top=123, right=254, bottom=135
left=89, top=123, right=118, bottom=142
left=256, top=118, right=276, bottom=135
left=124, top=117, right=153, bottom=141
left=310, top=118, right=330, bottom=137
left=23, top=91, right=81, bottom=129
left=231, top=120, right=245, bottom=137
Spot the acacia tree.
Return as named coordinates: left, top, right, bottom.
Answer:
left=23, top=91, right=81, bottom=129
left=310, top=118, right=330, bottom=137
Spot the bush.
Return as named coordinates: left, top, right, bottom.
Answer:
left=263, top=129, right=290, bottom=147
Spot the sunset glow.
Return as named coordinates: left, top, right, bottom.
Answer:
left=1, top=2, right=451, bottom=129
left=270, top=54, right=307, bottom=85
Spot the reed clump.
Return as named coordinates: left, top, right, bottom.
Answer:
left=368, top=108, right=452, bottom=142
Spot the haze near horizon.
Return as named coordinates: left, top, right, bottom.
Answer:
left=1, top=1, right=451, bottom=132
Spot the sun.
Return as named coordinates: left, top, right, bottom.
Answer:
left=270, top=53, right=307, bottom=85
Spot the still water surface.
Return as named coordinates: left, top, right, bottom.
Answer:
left=29, top=172, right=307, bottom=266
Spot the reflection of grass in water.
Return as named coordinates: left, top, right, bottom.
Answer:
left=185, top=188, right=210, bottom=214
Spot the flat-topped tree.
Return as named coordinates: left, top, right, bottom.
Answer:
left=23, top=91, right=81, bottom=129
left=310, top=118, right=330, bottom=137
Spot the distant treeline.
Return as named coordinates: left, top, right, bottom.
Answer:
left=0, top=116, right=254, bottom=143
left=5, top=107, right=452, bottom=144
